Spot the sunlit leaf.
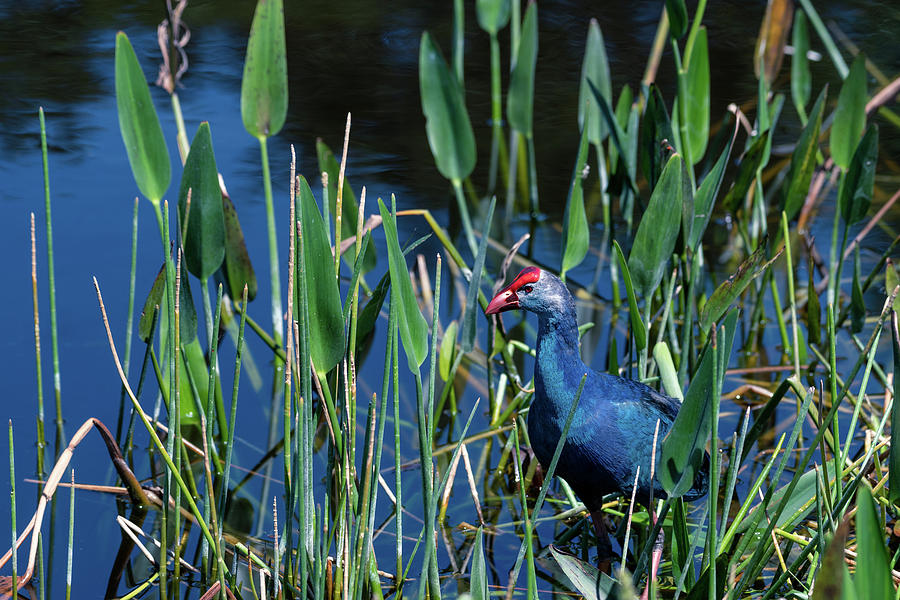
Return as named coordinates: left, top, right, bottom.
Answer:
left=613, top=241, right=646, bottom=351
left=115, top=31, right=170, bottom=202
left=462, top=197, right=495, bottom=353
left=139, top=262, right=197, bottom=344
left=666, top=0, right=688, bottom=39
left=221, top=191, right=257, bottom=302
left=888, top=259, right=900, bottom=312
left=791, top=9, right=811, bottom=118
left=689, top=126, right=734, bottom=249
left=754, top=0, right=793, bottom=86
left=475, top=0, right=509, bottom=35
left=240, top=0, right=288, bottom=139
left=784, top=86, right=826, bottom=221
left=830, top=54, right=868, bottom=170
left=178, top=123, right=225, bottom=280
left=854, top=485, right=893, bottom=600
left=839, top=124, right=878, bottom=226
left=680, top=27, right=710, bottom=165
left=419, top=32, right=476, bottom=181
left=735, top=470, right=822, bottom=536
left=379, top=197, right=428, bottom=373
left=560, top=116, right=591, bottom=278
left=439, top=320, right=458, bottom=382
left=507, top=2, right=538, bottom=138
left=700, top=239, right=781, bottom=332
left=297, top=176, right=344, bottom=375
left=578, top=19, right=611, bottom=145
left=549, top=546, right=615, bottom=600
left=628, top=153, right=684, bottom=298
left=470, top=528, right=489, bottom=600
left=889, top=310, right=900, bottom=505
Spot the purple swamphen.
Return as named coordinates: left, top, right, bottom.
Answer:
left=486, top=266, right=709, bottom=567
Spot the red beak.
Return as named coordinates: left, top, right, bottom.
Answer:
left=485, top=267, right=541, bottom=314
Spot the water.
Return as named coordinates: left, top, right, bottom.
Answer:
left=1, top=1, right=898, bottom=597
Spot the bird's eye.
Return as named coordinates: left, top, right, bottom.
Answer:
left=522, top=285, right=533, bottom=293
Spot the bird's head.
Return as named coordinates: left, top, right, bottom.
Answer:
left=485, top=267, right=571, bottom=317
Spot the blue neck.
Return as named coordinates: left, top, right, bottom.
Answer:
left=534, top=309, right=586, bottom=409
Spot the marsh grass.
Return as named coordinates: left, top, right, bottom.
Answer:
left=4, top=0, right=900, bottom=599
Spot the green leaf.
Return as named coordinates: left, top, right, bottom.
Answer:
left=578, top=19, right=611, bottom=145
left=419, top=32, right=476, bottom=181
left=735, top=470, right=822, bottom=536
left=889, top=310, right=900, bottom=505
left=854, top=485, right=893, bottom=600
left=806, top=252, right=821, bottom=344
left=608, top=84, right=632, bottom=176
left=613, top=241, right=646, bottom=351
left=679, top=27, right=710, bottom=165
left=507, top=2, right=538, bottom=138
left=470, top=528, right=489, bottom=600
left=560, top=116, right=591, bottom=278
left=811, top=519, right=849, bottom=600
left=379, top=197, right=428, bottom=373
left=439, top=320, right=458, bottom=382
left=297, top=175, right=345, bottom=375
left=628, top=153, right=684, bottom=298
left=784, top=86, right=826, bottom=221
left=114, top=32, right=170, bottom=202
left=548, top=546, right=615, bottom=600
left=221, top=191, right=258, bottom=302
left=699, top=239, right=780, bottom=332
left=178, top=123, right=225, bottom=280
left=791, top=9, right=811, bottom=118
left=315, top=139, right=376, bottom=273
left=839, top=124, right=878, bottom=226
left=462, top=197, right=495, bottom=353
left=830, top=54, right=868, bottom=170
left=689, top=126, right=734, bottom=250
left=139, top=262, right=198, bottom=344
left=888, top=259, right=900, bottom=312
left=240, top=0, right=287, bottom=139
left=475, top=0, right=509, bottom=35
left=722, top=132, right=768, bottom=213
left=666, top=0, right=688, bottom=39
left=850, top=247, right=865, bottom=333
left=639, top=85, right=674, bottom=190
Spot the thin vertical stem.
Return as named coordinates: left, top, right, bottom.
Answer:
left=65, top=469, right=74, bottom=600
left=30, top=214, right=46, bottom=488
left=9, top=420, right=17, bottom=596
left=258, top=135, right=284, bottom=351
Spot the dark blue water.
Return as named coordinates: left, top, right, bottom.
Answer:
left=1, top=1, right=898, bottom=597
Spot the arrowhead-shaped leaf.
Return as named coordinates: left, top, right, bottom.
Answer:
left=475, top=0, right=510, bottom=35
left=178, top=122, right=225, bottom=280
left=578, top=19, right=611, bottom=145
left=838, top=124, right=878, bottom=226
left=561, top=116, right=591, bottom=278
left=784, top=86, right=826, bottom=220
left=241, top=0, right=288, bottom=139
left=830, top=54, right=868, bottom=170
left=221, top=191, right=257, bottom=302
left=115, top=32, right=170, bottom=202
left=507, top=2, right=538, bottom=137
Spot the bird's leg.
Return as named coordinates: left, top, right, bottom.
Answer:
left=589, top=508, right=614, bottom=575
left=640, top=511, right=665, bottom=600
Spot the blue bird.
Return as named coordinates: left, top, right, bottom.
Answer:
left=486, top=266, right=708, bottom=564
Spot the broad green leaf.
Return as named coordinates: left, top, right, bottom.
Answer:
left=549, top=546, right=615, bottom=600
left=830, top=54, right=867, bottom=170
left=735, top=470, right=823, bottom=536
left=628, top=154, right=684, bottom=298
left=297, top=176, right=344, bottom=375
left=660, top=308, right=737, bottom=498
left=653, top=342, right=682, bottom=400
left=850, top=247, right=865, bottom=333
left=666, top=0, right=688, bottom=39
left=679, top=27, right=710, bottom=165
left=507, top=2, right=538, bottom=137
left=639, top=85, right=674, bottom=190
left=613, top=241, right=646, bottom=351
left=889, top=310, right=900, bottom=504
left=854, top=485, right=893, bottom=600
left=178, top=123, right=225, bottom=280
left=315, top=139, right=376, bottom=273
left=839, top=124, right=878, bottom=226
left=439, top=320, right=458, bottom=382
left=589, top=80, right=637, bottom=195
left=138, top=262, right=197, bottom=344
left=560, top=116, right=591, bottom=278
left=462, top=197, right=495, bottom=353
left=699, top=240, right=780, bottom=332
left=784, top=86, right=826, bottom=220
left=470, top=528, right=489, bottom=600
left=357, top=272, right=390, bottom=351
left=115, top=32, right=170, bottom=202
left=379, top=197, right=428, bottom=373
left=419, top=32, right=476, bottom=181
left=221, top=191, right=257, bottom=302
left=577, top=19, right=611, bottom=145
left=689, top=126, right=734, bottom=249
left=791, top=9, right=811, bottom=118
left=722, top=132, right=768, bottom=213
left=608, top=84, right=632, bottom=176
left=475, top=0, right=509, bottom=35
left=241, top=0, right=287, bottom=139
left=811, top=519, right=849, bottom=600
